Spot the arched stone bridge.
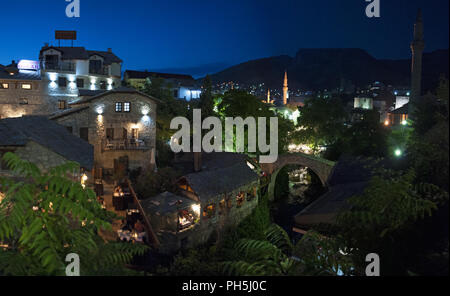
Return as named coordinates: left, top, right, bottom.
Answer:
left=259, top=153, right=336, bottom=200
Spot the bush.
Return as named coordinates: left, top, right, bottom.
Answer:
left=134, top=167, right=181, bottom=199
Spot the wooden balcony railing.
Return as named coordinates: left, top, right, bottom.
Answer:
left=102, top=139, right=150, bottom=151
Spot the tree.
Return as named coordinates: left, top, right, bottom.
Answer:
left=134, top=167, right=181, bottom=200
left=220, top=224, right=353, bottom=276
left=217, top=90, right=294, bottom=154
left=199, top=75, right=214, bottom=118
left=295, top=97, right=347, bottom=152
left=141, top=76, right=190, bottom=167
left=336, top=169, right=441, bottom=275
left=344, top=109, right=389, bottom=158
left=0, top=153, right=147, bottom=275
left=409, top=78, right=449, bottom=189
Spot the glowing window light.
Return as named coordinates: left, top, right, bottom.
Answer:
left=81, top=174, right=88, bottom=189
left=191, top=204, right=201, bottom=216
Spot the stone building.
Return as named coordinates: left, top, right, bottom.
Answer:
left=140, top=152, right=260, bottom=254
left=0, top=61, right=50, bottom=119
left=0, top=116, right=93, bottom=173
left=50, top=87, right=160, bottom=176
left=39, top=44, right=123, bottom=114
left=124, top=70, right=202, bottom=101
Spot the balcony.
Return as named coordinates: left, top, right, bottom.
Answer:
left=89, top=66, right=109, bottom=76
left=42, top=61, right=75, bottom=72
left=102, top=139, right=150, bottom=151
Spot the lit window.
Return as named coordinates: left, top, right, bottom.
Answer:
left=1, top=83, right=8, bottom=89
left=115, top=102, right=123, bottom=112
left=236, top=192, right=245, bottom=208
left=21, top=83, right=32, bottom=90
left=58, top=100, right=67, bottom=110
left=202, top=204, right=216, bottom=219
left=124, top=102, right=131, bottom=112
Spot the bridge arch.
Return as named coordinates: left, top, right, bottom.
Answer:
left=260, top=153, right=335, bottom=201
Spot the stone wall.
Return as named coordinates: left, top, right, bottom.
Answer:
left=0, top=80, right=56, bottom=118
left=53, top=92, right=157, bottom=171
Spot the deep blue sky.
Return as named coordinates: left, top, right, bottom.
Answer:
left=0, top=0, right=448, bottom=76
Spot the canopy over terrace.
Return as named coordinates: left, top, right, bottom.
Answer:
left=140, top=192, right=199, bottom=233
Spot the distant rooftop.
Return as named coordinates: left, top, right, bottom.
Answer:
left=0, top=61, right=41, bottom=81
left=0, top=116, right=93, bottom=169
left=39, top=46, right=122, bottom=65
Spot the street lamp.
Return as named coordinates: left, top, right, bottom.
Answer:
left=395, top=149, right=402, bottom=157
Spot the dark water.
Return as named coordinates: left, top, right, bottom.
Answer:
left=271, top=181, right=325, bottom=239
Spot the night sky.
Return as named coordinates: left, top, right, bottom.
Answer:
left=0, top=0, right=448, bottom=77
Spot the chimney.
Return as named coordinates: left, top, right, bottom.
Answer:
left=193, top=152, right=202, bottom=172
left=107, top=48, right=112, bottom=53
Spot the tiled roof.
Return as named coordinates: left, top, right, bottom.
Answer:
left=69, top=87, right=163, bottom=106
left=177, top=153, right=259, bottom=201
left=389, top=103, right=409, bottom=114
left=0, top=116, right=93, bottom=169
left=49, top=106, right=90, bottom=120
left=39, top=46, right=122, bottom=65
left=140, top=192, right=197, bottom=215
left=0, top=64, right=41, bottom=81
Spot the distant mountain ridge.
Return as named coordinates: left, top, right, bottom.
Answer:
left=209, top=48, right=449, bottom=92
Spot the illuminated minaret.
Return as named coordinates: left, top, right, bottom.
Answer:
left=409, top=9, right=425, bottom=118
left=283, top=71, right=288, bottom=105
left=267, top=89, right=271, bottom=103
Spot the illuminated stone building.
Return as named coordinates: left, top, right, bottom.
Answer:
left=39, top=45, right=122, bottom=113
left=0, top=61, right=48, bottom=119
left=50, top=87, right=160, bottom=176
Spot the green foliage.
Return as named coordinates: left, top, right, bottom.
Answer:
left=409, top=78, right=449, bottom=189
left=0, top=153, right=148, bottom=275
left=134, top=167, right=181, bottom=200
left=295, top=97, right=347, bottom=151
left=273, top=167, right=289, bottom=201
left=220, top=224, right=352, bottom=276
left=216, top=90, right=294, bottom=154
left=167, top=247, right=221, bottom=276
left=141, top=76, right=190, bottom=164
left=345, top=110, right=389, bottom=158
left=199, top=75, right=214, bottom=118
left=336, top=169, right=440, bottom=274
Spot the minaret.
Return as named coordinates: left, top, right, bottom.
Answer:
left=283, top=71, right=288, bottom=105
left=409, top=9, right=425, bottom=118
left=267, top=89, right=271, bottom=103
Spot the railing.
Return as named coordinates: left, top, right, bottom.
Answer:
left=126, top=179, right=160, bottom=249
left=42, top=61, right=75, bottom=72
left=102, top=139, right=150, bottom=151
left=89, top=66, right=109, bottom=75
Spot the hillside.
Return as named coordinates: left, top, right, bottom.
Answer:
left=209, top=48, right=449, bottom=92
